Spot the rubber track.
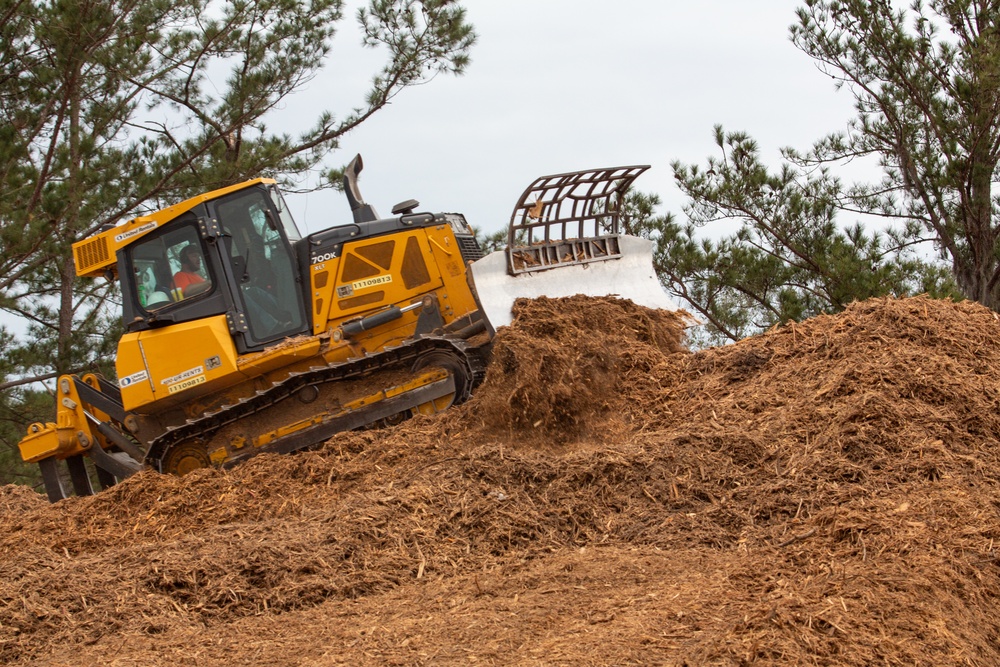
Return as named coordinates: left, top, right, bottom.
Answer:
left=145, top=337, right=484, bottom=472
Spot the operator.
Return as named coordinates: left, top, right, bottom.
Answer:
left=173, top=244, right=210, bottom=297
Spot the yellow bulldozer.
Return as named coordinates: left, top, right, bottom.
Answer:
left=18, top=157, right=676, bottom=501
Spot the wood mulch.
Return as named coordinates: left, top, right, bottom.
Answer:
left=3, top=295, right=1000, bottom=665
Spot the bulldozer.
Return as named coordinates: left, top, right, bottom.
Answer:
left=18, top=157, right=676, bottom=501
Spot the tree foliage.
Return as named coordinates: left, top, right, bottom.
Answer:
left=653, top=127, right=958, bottom=343
left=653, top=0, right=997, bottom=344
left=0, top=0, right=475, bottom=485
left=792, top=0, right=1000, bottom=308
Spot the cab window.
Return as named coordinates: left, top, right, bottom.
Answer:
left=130, top=223, right=213, bottom=311
left=268, top=184, right=302, bottom=242
left=215, top=188, right=305, bottom=342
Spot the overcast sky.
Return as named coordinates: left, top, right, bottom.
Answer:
left=277, top=1, right=860, bottom=237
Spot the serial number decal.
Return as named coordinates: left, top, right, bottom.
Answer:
left=161, top=366, right=204, bottom=386
left=352, top=275, right=392, bottom=290
left=114, top=221, right=157, bottom=243
left=167, top=374, right=206, bottom=395
left=118, top=370, right=149, bottom=388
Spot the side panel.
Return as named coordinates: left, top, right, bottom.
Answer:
left=116, top=335, right=156, bottom=409
left=117, top=314, right=240, bottom=412
left=423, top=224, right=482, bottom=324
left=310, top=228, right=446, bottom=334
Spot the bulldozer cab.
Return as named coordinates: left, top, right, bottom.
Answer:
left=213, top=186, right=308, bottom=345
left=121, top=183, right=309, bottom=351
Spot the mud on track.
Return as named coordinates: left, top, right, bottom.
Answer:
left=3, top=295, right=1000, bottom=666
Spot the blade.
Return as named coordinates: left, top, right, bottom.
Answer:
left=469, top=235, right=678, bottom=331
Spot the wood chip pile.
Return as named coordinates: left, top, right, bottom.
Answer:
left=3, top=295, right=1000, bottom=666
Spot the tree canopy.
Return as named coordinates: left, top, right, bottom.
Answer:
left=653, top=0, right=998, bottom=343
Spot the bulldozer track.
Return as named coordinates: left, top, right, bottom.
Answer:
left=145, top=336, right=486, bottom=472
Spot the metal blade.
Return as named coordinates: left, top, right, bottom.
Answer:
left=469, top=235, right=678, bottom=331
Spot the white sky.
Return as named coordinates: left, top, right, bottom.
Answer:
left=5, top=2, right=865, bottom=343
left=280, top=0, right=860, bottom=237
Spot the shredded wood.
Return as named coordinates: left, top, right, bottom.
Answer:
left=3, top=295, right=1000, bottom=665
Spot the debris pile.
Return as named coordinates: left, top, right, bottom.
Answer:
left=3, top=295, right=1000, bottom=666
left=474, top=296, right=690, bottom=440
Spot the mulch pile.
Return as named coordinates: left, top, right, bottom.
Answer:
left=3, top=295, right=1000, bottom=666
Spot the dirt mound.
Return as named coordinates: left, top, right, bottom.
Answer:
left=3, top=295, right=1000, bottom=665
left=473, top=295, right=690, bottom=441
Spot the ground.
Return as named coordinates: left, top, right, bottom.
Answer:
left=3, top=295, right=1000, bottom=666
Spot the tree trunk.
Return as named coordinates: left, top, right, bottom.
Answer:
left=56, top=254, right=76, bottom=375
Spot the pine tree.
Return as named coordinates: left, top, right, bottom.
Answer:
left=653, top=0, right=997, bottom=343
left=792, top=0, right=1000, bottom=309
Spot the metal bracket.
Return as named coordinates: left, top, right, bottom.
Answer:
left=198, top=215, right=223, bottom=239
left=227, top=310, right=249, bottom=334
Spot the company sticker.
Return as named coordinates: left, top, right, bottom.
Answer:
left=118, top=370, right=149, bottom=388
left=352, top=275, right=392, bottom=290
left=161, top=365, right=204, bottom=386
left=167, top=374, right=207, bottom=395
left=114, top=221, right=157, bottom=243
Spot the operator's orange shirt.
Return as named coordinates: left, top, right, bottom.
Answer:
left=173, top=271, right=205, bottom=293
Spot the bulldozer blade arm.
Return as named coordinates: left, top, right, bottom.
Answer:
left=469, top=235, right=678, bottom=331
